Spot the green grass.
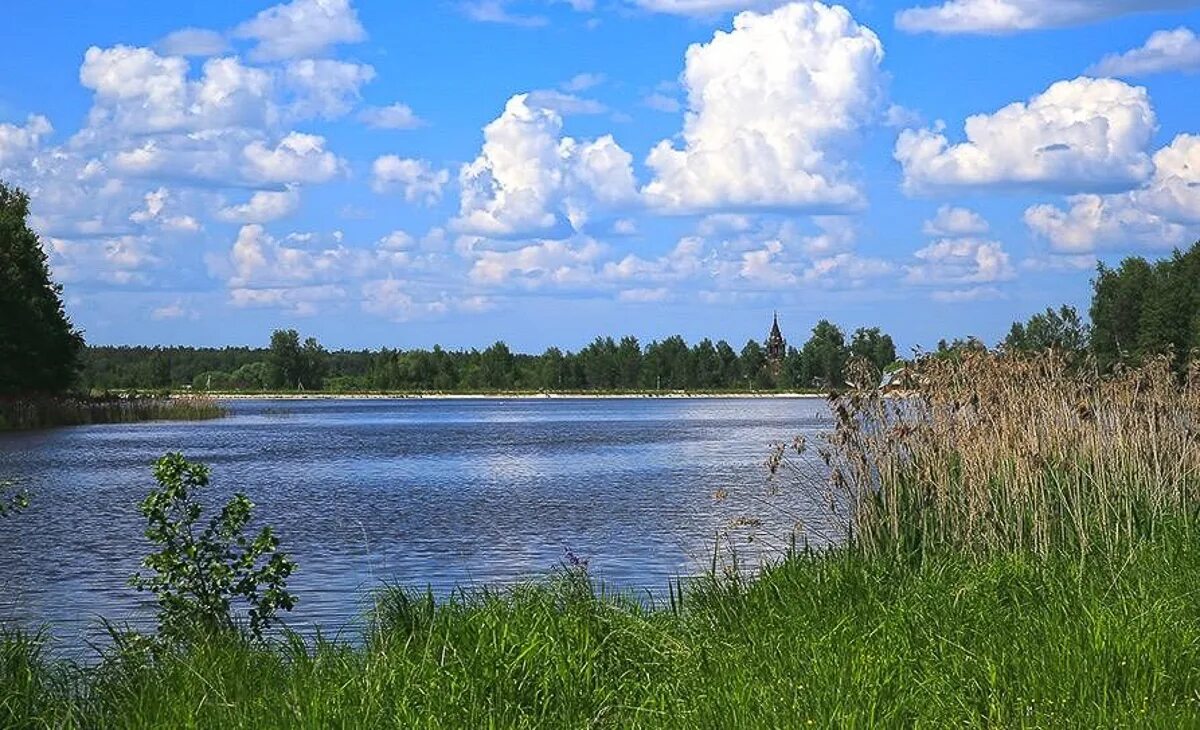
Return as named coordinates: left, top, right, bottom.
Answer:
left=6, top=524, right=1200, bottom=728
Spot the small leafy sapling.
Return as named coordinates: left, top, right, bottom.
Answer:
left=130, top=453, right=297, bottom=642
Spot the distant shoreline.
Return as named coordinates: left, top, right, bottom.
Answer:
left=198, top=391, right=826, bottom=401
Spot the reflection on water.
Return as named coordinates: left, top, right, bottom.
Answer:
left=0, top=397, right=832, bottom=654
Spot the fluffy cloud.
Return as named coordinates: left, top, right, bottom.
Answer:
left=643, top=2, right=884, bottom=213
left=243, top=132, right=343, bottom=184
left=157, top=28, right=229, bottom=57
left=895, top=77, right=1156, bottom=193
left=922, top=205, right=989, bottom=236
left=284, top=59, right=375, bottom=119
left=230, top=284, right=345, bottom=316
left=80, top=47, right=275, bottom=134
left=1024, top=134, right=1200, bottom=251
left=223, top=224, right=416, bottom=289
left=48, top=235, right=161, bottom=285
left=632, top=0, right=787, bottom=14
left=453, top=94, right=637, bottom=237
left=218, top=187, right=301, bottom=223
left=1089, top=28, right=1200, bottom=77
left=371, top=156, right=450, bottom=204
left=358, top=103, right=424, bottom=129
left=234, top=0, right=366, bottom=61
left=468, top=237, right=607, bottom=285
left=905, top=238, right=1015, bottom=285
left=0, top=115, right=52, bottom=169
left=895, top=0, right=1200, bottom=35
left=127, top=188, right=202, bottom=232
left=361, top=279, right=493, bottom=321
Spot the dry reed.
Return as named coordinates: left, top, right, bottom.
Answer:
left=773, top=352, right=1200, bottom=558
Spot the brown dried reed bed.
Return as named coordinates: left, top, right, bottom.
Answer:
left=778, top=352, right=1200, bottom=559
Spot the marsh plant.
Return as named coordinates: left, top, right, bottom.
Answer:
left=0, top=394, right=227, bottom=431
left=771, top=351, right=1200, bottom=559
left=129, top=453, right=297, bottom=643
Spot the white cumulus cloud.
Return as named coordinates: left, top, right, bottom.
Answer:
left=905, top=238, right=1015, bottom=285
left=1089, top=27, right=1200, bottom=77
left=243, top=132, right=343, bottom=184
left=358, top=103, right=424, bottom=129
left=643, top=1, right=884, bottom=213
left=632, top=0, right=787, bottom=15
left=218, top=186, right=301, bottom=223
left=453, top=94, right=637, bottom=237
left=371, top=156, right=450, bottom=205
left=1024, top=134, right=1200, bottom=251
left=895, top=77, right=1156, bottom=193
left=922, top=205, right=990, bottom=236
left=896, top=0, right=1200, bottom=35
left=234, top=0, right=366, bottom=61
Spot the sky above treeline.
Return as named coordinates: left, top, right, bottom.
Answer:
left=1, top=0, right=1198, bottom=354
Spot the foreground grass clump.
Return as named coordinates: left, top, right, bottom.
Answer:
left=0, top=394, right=226, bottom=431
left=6, top=531, right=1200, bottom=727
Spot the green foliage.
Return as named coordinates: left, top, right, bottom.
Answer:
left=1090, top=242, right=1200, bottom=371
left=1004, top=305, right=1089, bottom=355
left=797, top=320, right=849, bottom=388
left=266, top=329, right=327, bottom=390
left=849, top=326, right=897, bottom=377
left=82, top=320, right=907, bottom=393
left=130, top=453, right=296, bottom=643
left=0, top=181, right=84, bottom=395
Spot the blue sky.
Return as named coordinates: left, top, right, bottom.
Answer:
left=2, top=0, right=1199, bottom=354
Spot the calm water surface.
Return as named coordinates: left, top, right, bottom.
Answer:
left=0, top=397, right=832, bottom=654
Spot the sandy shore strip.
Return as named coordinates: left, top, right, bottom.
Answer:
left=199, top=391, right=826, bottom=401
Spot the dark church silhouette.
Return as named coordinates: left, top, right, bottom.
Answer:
left=766, top=312, right=786, bottom=371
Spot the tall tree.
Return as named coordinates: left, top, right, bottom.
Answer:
left=0, top=182, right=84, bottom=394
left=300, top=337, right=328, bottom=390
left=849, top=327, right=898, bottom=375
left=266, top=329, right=303, bottom=389
left=1090, top=257, right=1152, bottom=370
left=1004, top=306, right=1089, bottom=356
left=799, top=320, right=849, bottom=388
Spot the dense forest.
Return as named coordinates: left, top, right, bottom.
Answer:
left=82, top=323, right=899, bottom=393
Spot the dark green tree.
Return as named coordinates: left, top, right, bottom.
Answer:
left=739, top=340, right=767, bottom=390
left=798, top=320, right=849, bottom=388
left=266, top=329, right=303, bottom=389
left=299, top=337, right=328, bottom=390
left=478, top=342, right=515, bottom=389
left=1090, top=258, right=1152, bottom=370
left=692, top=338, right=721, bottom=389
left=0, top=182, right=84, bottom=395
left=1004, top=306, right=1089, bottom=356
left=849, top=327, right=898, bottom=376
left=615, top=336, right=642, bottom=389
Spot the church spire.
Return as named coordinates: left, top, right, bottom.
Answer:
left=766, top=311, right=786, bottom=365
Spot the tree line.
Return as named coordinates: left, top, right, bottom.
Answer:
left=999, top=242, right=1200, bottom=372
left=83, top=323, right=900, bottom=393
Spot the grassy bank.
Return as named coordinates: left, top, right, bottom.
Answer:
left=5, top=529, right=1200, bottom=727
left=0, top=395, right=227, bottom=431
left=3, top=352, right=1198, bottom=726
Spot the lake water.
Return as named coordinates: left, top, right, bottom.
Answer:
left=0, top=397, right=834, bottom=654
